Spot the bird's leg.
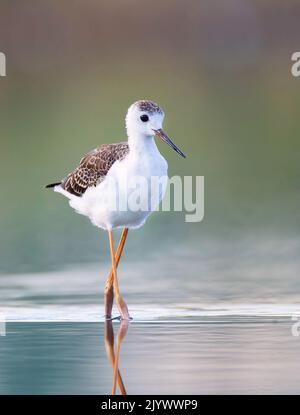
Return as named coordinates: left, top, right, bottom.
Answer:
left=104, top=228, right=129, bottom=319
left=104, top=320, right=127, bottom=395
left=111, top=320, right=129, bottom=395
left=108, top=230, right=131, bottom=320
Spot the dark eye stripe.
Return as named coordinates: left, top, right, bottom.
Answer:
left=140, top=114, right=149, bottom=122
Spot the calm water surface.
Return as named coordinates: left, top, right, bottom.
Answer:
left=1, top=245, right=300, bottom=394
left=1, top=320, right=300, bottom=394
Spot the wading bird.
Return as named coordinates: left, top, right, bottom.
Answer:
left=46, top=100, right=185, bottom=320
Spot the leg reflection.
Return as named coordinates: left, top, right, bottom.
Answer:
left=104, top=319, right=129, bottom=395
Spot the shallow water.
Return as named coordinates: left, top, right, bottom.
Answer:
left=1, top=244, right=300, bottom=394
left=1, top=320, right=300, bottom=395
left=1, top=238, right=300, bottom=322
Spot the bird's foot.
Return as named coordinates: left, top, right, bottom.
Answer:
left=104, top=314, right=115, bottom=321
left=104, top=315, right=117, bottom=321
left=104, top=315, right=132, bottom=321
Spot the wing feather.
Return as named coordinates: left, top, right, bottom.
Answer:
left=61, top=142, right=129, bottom=196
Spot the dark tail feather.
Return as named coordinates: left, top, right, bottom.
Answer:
left=45, top=181, right=61, bottom=189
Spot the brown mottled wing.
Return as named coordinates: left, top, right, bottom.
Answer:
left=61, top=142, right=129, bottom=196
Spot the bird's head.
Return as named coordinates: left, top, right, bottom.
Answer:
left=125, top=100, right=186, bottom=158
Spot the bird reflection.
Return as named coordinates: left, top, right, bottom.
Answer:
left=104, top=319, right=129, bottom=395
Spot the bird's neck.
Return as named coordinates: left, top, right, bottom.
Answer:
left=127, top=133, right=159, bottom=156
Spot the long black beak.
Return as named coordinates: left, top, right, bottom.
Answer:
left=153, top=129, right=186, bottom=158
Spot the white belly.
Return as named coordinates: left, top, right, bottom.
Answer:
left=62, top=150, right=168, bottom=230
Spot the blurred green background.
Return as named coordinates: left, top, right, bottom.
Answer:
left=0, top=0, right=300, bottom=274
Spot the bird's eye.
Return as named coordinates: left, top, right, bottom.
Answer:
left=140, top=114, right=149, bottom=122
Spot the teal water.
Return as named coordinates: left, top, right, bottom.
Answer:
left=1, top=240, right=300, bottom=394
left=1, top=320, right=300, bottom=395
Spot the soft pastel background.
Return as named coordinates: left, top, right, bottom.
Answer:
left=1, top=0, right=300, bottom=274
left=1, top=0, right=300, bottom=395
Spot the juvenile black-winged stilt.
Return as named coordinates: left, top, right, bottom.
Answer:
left=46, top=100, right=186, bottom=321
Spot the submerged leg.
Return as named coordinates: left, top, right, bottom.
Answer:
left=104, top=228, right=129, bottom=319
left=108, top=230, right=130, bottom=320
